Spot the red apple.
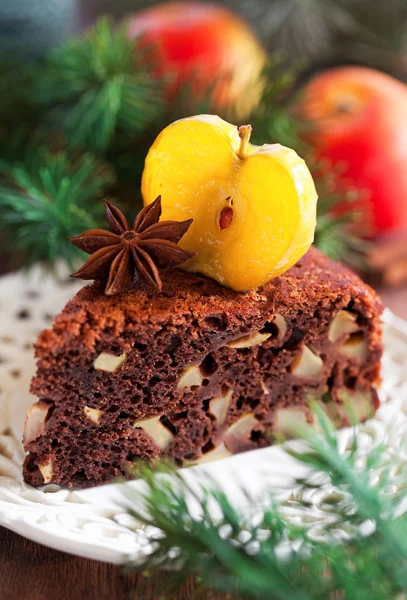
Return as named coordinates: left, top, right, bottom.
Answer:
left=127, top=1, right=265, bottom=118
left=298, top=66, right=407, bottom=236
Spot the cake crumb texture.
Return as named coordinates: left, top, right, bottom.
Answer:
left=23, top=247, right=383, bottom=488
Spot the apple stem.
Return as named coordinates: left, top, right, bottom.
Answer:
left=237, top=125, right=252, bottom=160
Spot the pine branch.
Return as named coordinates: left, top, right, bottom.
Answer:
left=0, top=55, right=41, bottom=161
left=0, top=32, right=373, bottom=268
left=250, top=56, right=307, bottom=153
left=124, top=406, right=407, bottom=599
left=0, top=54, right=36, bottom=120
left=230, top=0, right=405, bottom=75
left=0, top=150, right=115, bottom=267
left=232, top=0, right=368, bottom=61
left=35, top=18, right=164, bottom=152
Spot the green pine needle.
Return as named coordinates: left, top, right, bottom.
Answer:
left=124, top=409, right=407, bottom=599
left=0, top=30, right=373, bottom=268
left=36, top=17, right=163, bottom=152
left=0, top=150, right=115, bottom=267
left=232, top=0, right=386, bottom=65
left=250, top=56, right=307, bottom=153
left=0, top=55, right=42, bottom=162
left=0, top=54, right=36, bottom=121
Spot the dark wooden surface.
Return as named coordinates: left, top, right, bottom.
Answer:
left=0, top=286, right=406, bottom=600
left=0, top=527, right=198, bottom=600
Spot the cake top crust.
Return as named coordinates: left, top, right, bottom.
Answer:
left=71, top=246, right=380, bottom=315
left=36, top=247, right=382, bottom=355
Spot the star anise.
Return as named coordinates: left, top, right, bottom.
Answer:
left=69, top=196, right=195, bottom=295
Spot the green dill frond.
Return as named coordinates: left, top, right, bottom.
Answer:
left=36, top=18, right=163, bottom=152
left=0, top=150, right=115, bottom=267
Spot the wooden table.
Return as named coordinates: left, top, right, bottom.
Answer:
left=0, top=526, right=199, bottom=599
left=1, top=286, right=406, bottom=600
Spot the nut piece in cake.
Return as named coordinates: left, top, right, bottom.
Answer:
left=177, top=365, right=203, bottom=389
left=224, top=413, right=258, bottom=453
left=23, top=245, right=383, bottom=489
left=337, top=389, right=375, bottom=423
left=93, top=352, right=127, bottom=372
left=340, top=333, right=368, bottom=361
left=273, top=407, right=309, bottom=438
left=133, top=416, right=174, bottom=449
left=290, top=345, right=324, bottom=379
left=328, top=310, right=359, bottom=342
left=194, top=442, right=232, bottom=465
left=227, top=331, right=271, bottom=349
left=39, top=460, right=54, bottom=484
left=208, top=388, right=233, bottom=424
left=83, top=406, right=104, bottom=425
left=319, top=396, right=342, bottom=428
left=271, top=313, right=287, bottom=341
left=23, top=401, right=53, bottom=446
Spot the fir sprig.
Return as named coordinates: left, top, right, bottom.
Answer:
left=0, top=55, right=41, bottom=161
left=0, top=151, right=114, bottom=267
left=0, top=20, right=372, bottom=267
left=36, top=18, right=163, bottom=152
left=231, top=0, right=393, bottom=67
left=250, top=56, right=307, bottom=152
left=124, top=407, right=407, bottom=599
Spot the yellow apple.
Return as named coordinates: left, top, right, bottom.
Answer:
left=142, top=115, right=318, bottom=291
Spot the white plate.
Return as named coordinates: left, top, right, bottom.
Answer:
left=0, top=265, right=406, bottom=564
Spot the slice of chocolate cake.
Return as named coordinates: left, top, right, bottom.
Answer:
left=23, top=247, right=383, bottom=488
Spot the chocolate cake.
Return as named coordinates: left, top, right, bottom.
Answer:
left=22, top=247, right=383, bottom=488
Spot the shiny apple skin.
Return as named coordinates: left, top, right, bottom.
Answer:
left=127, top=2, right=265, bottom=117
left=299, top=66, right=407, bottom=235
